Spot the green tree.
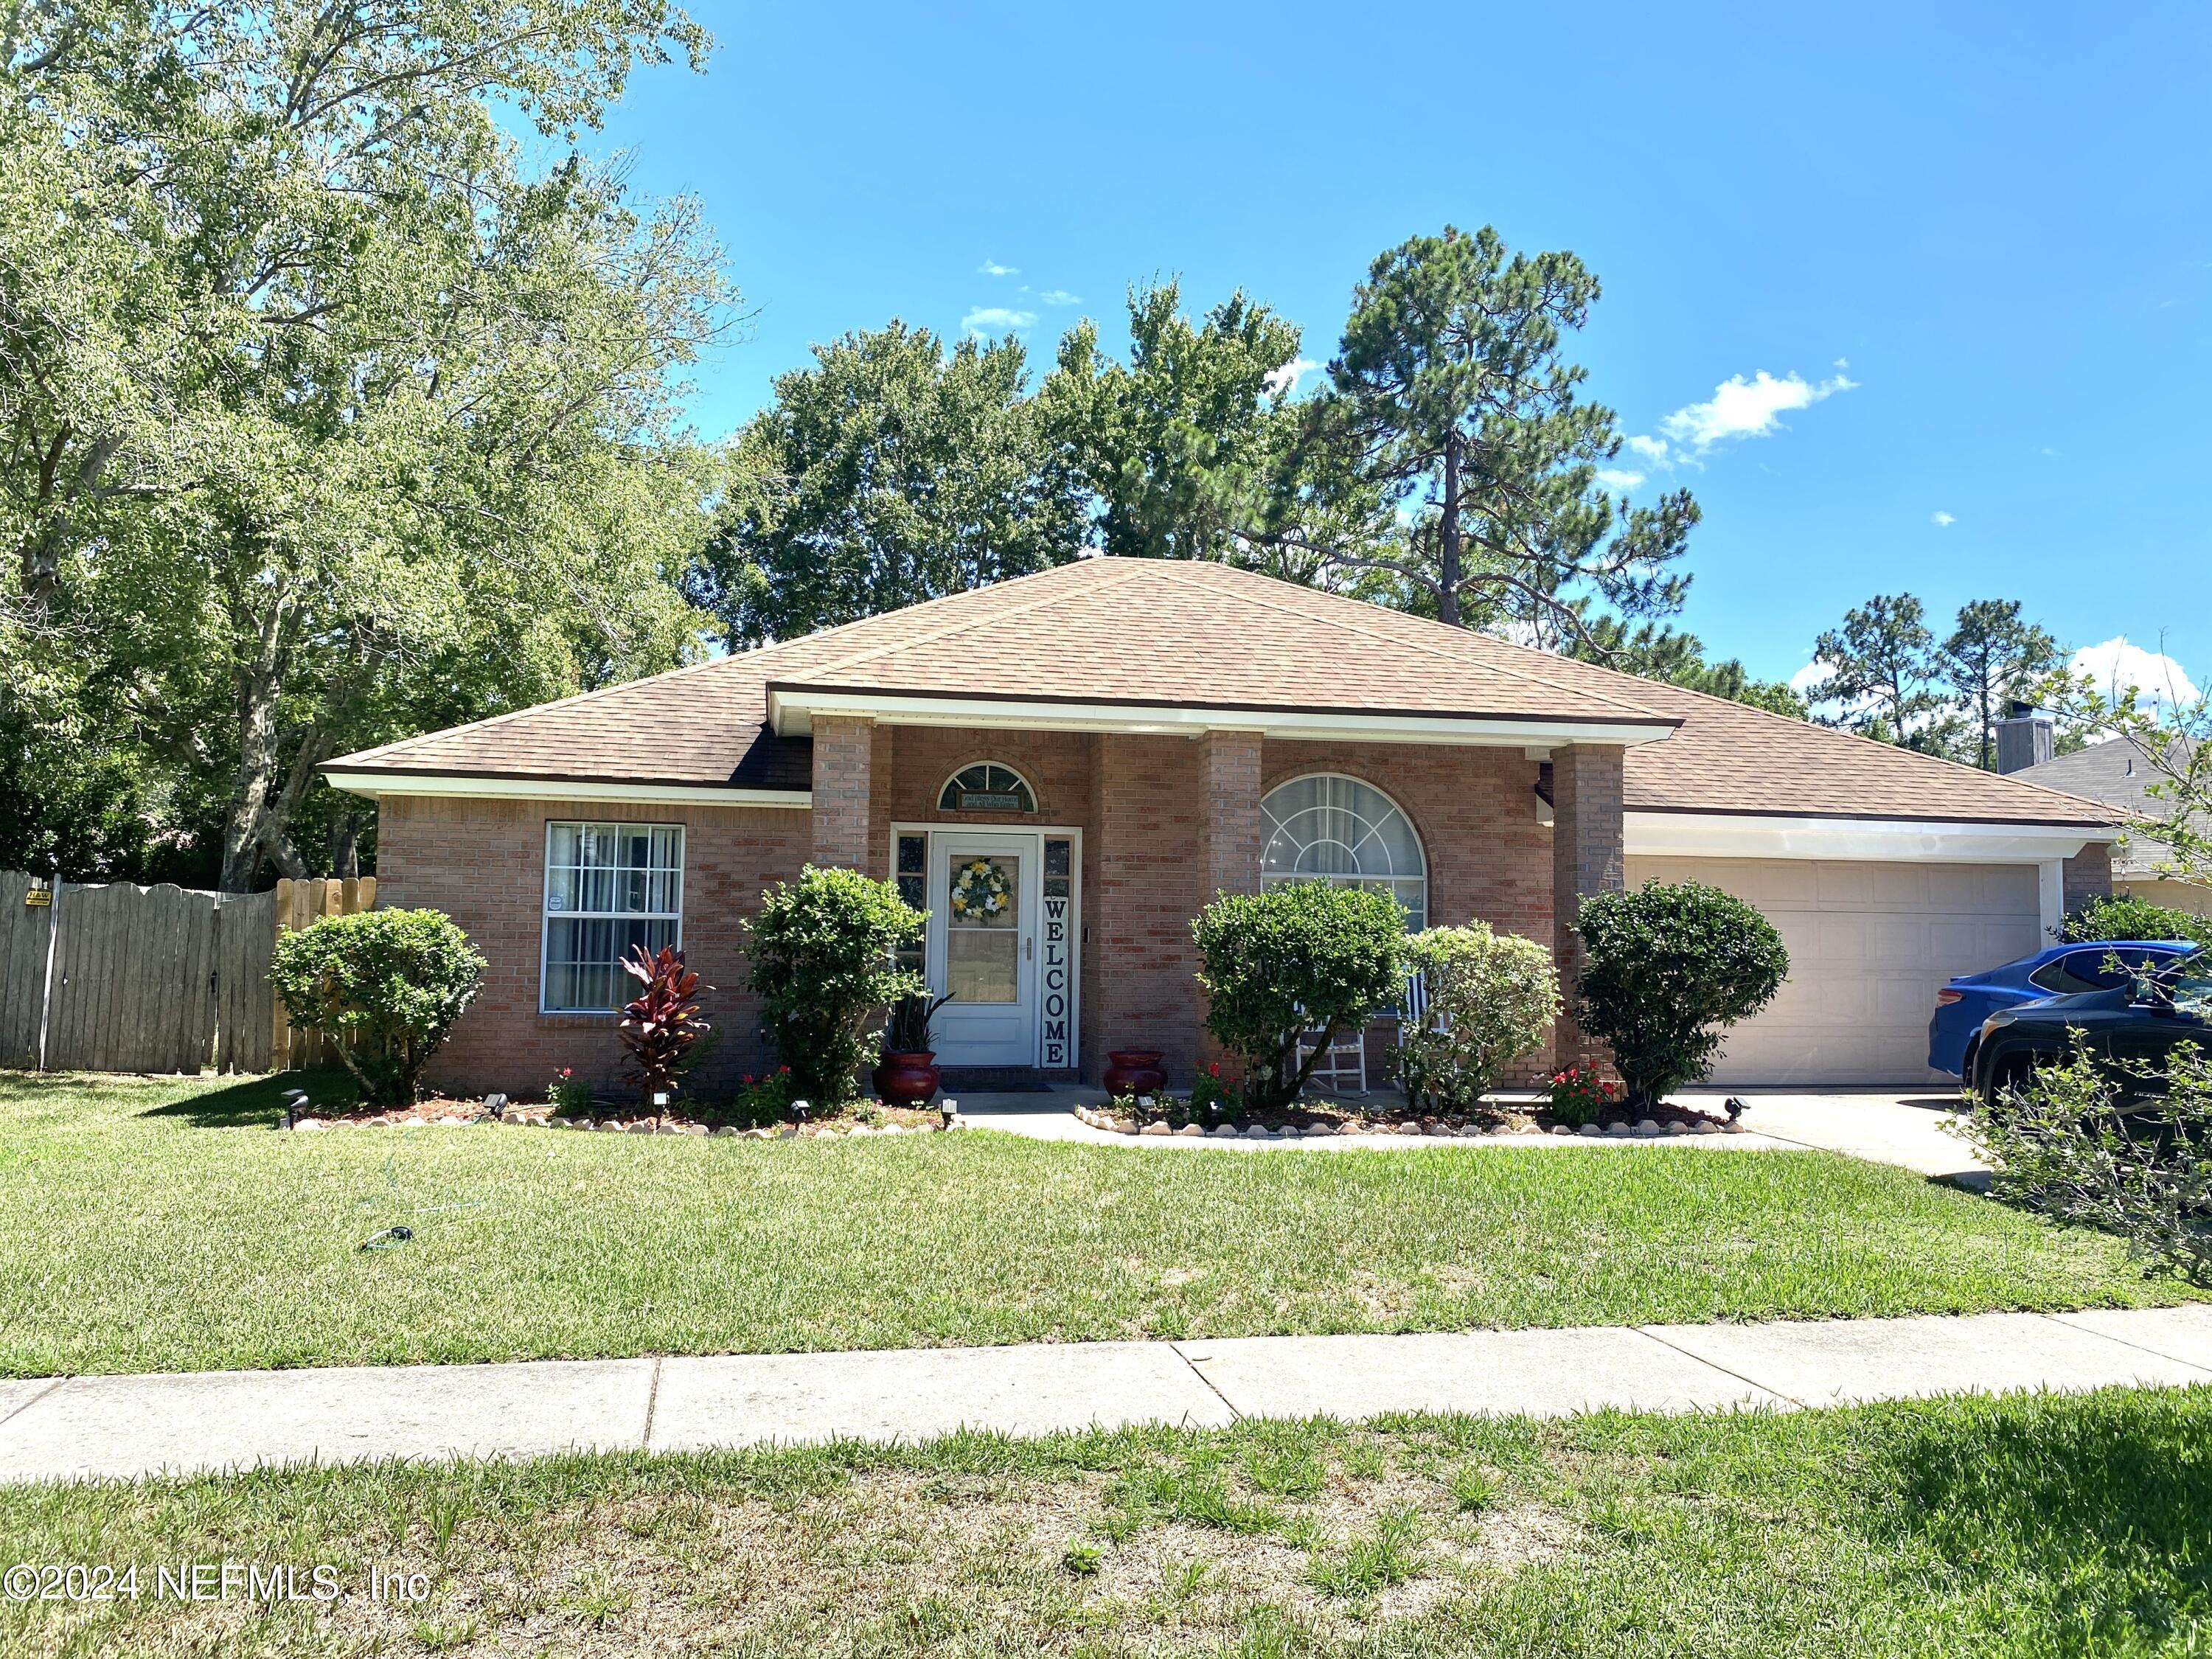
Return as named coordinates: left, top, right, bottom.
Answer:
left=1569, top=616, right=1809, bottom=719
left=1809, top=594, right=1947, bottom=751
left=1, top=0, right=728, bottom=888
left=697, top=321, right=1086, bottom=646
left=1043, top=281, right=1305, bottom=566
left=1941, top=599, right=2062, bottom=771
left=1237, top=226, right=1700, bottom=644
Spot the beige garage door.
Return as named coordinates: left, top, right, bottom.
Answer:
left=1623, top=857, right=2043, bottom=1086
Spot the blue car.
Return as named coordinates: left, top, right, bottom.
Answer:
left=1928, top=939, right=2199, bottom=1077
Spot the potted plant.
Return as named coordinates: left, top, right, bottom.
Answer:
left=1104, top=1049, right=1166, bottom=1097
left=874, top=992, right=952, bottom=1107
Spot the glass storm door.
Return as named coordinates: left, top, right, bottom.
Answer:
left=927, top=832, right=1039, bottom=1066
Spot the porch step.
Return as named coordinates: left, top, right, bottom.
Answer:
left=937, top=1066, right=1059, bottom=1094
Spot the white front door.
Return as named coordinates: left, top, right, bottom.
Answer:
left=928, top=832, right=1040, bottom=1066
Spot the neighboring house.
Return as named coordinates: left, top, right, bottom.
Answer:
left=325, top=559, right=2120, bottom=1091
left=2009, top=734, right=2211, bottom=918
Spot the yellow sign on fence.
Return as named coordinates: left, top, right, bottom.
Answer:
left=23, top=888, right=49, bottom=907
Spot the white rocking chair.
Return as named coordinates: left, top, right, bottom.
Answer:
left=1293, top=1021, right=1368, bottom=1096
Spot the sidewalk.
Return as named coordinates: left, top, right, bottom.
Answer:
left=4, top=1306, right=2206, bottom=1486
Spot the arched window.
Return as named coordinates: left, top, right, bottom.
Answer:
left=938, top=762, right=1037, bottom=813
left=1260, top=774, right=1426, bottom=931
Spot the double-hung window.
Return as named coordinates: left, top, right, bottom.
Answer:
left=541, top=822, right=684, bottom=1013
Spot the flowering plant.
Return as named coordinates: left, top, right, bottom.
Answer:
left=947, top=858, right=1013, bottom=924
left=1546, top=1064, right=1618, bottom=1127
left=728, top=1066, right=793, bottom=1129
left=546, top=1065, right=594, bottom=1118
left=1190, top=1061, right=1243, bottom=1120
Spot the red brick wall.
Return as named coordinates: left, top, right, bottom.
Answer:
left=373, top=731, right=1555, bottom=1097
left=375, top=793, right=809, bottom=1097
left=810, top=715, right=874, bottom=871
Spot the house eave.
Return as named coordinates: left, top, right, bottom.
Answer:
left=1624, top=808, right=2115, bottom=863
left=765, top=684, right=1679, bottom=750
left=323, top=770, right=812, bottom=808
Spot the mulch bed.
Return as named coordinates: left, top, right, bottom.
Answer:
left=1075, top=1095, right=1745, bottom=1141
left=284, top=1096, right=956, bottom=1136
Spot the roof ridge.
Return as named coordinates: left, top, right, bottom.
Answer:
left=1150, top=562, right=1671, bottom=722
left=782, top=562, right=1153, bottom=684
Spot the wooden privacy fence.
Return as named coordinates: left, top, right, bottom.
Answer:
left=0, top=872, right=372, bottom=1074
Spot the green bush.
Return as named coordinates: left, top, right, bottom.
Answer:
left=2064, top=893, right=2212, bottom=950
left=1964, top=1035, right=2212, bottom=1285
left=1192, top=881, right=1411, bottom=1110
left=1394, top=923, right=1559, bottom=1110
left=1573, top=881, right=1789, bottom=1107
left=745, top=865, right=926, bottom=1106
left=266, top=908, right=487, bottom=1107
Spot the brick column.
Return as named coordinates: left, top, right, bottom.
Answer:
left=1551, top=743, right=1626, bottom=1071
left=1195, top=730, right=1264, bottom=1074
left=2062, top=843, right=2112, bottom=917
left=1200, top=729, right=1264, bottom=904
left=810, top=714, right=874, bottom=872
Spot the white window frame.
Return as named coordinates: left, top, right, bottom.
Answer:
left=539, top=820, right=686, bottom=1015
left=936, top=761, right=1038, bottom=813
left=1260, top=773, right=1427, bottom=932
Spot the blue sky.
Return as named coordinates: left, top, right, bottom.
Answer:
left=581, top=0, right=2211, bottom=693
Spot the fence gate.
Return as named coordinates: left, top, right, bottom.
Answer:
left=0, top=872, right=372, bottom=1074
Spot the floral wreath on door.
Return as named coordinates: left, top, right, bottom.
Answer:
left=947, top=858, right=1013, bottom=922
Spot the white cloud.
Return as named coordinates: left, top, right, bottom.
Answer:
left=961, top=306, right=1037, bottom=336
left=1037, top=288, right=1081, bottom=306
left=1931, top=510, right=1955, bottom=527
left=1655, top=369, right=1858, bottom=452
left=1263, top=356, right=1321, bottom=398
left=2070, top=637, right=2201, bottom=712
left=1596, top=468, right=1645, bottom=492
left=1624, top=434, right=1670, bottom=463
left=1788, top=659, right=1833, bottom=695
left=976, top=260, right=1018, bottom=277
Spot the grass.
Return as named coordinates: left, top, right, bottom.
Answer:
left=2, top=1386, right=2209, bottom=1655
left=0, top=1068, right=2201, bottom=1377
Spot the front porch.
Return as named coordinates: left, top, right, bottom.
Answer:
left=802, top=715, right=1632, bottom=1087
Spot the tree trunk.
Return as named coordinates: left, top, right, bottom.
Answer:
left=330, top=811, right=360, bottom=880
left=1436, top=429, right=1462, bottom=627
left=219, top=665, right=285, bottom=891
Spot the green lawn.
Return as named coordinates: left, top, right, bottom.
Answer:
left=0, top=1069, right=2199, bottom=1377
left=4, top=1387, right=2208, bottom=1656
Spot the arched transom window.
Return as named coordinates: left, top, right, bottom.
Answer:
left=1260, top=774, right=1426, bottom=931
left=938, top=762, right=1037, bottom=813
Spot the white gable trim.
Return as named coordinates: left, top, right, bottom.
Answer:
left=767, top=686, right=1676, bottom=750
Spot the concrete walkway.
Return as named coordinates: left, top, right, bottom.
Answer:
left=955, top=1085, right=1990, bottom=1184
left=4, top=1306, right=2206, bottom=1486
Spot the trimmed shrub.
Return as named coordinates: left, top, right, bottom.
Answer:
left=2064, top=894, right=2212, bottom=950
left=266, top=908, right=487, bottom=1106
left=1964, top=1035, right=2212, bottom=1285
left=1573, top=881, right=1789, bottom=1107
left=1192, top=881, right=1411, bottom=1110
left=1394, top=923, right=1560, bottom=1110
left=746, top=865, right=926, bottom=1106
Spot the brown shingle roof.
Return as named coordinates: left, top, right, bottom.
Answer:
left=329, top=558, right=2117, bottom=828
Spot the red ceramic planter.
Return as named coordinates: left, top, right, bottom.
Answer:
left=874, top=1051, right=941, bottom=1107
left=1104, top=1049, right=1166, bottom=1096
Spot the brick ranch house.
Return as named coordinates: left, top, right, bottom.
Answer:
left=325, top=558, right=2121, bottom=1095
